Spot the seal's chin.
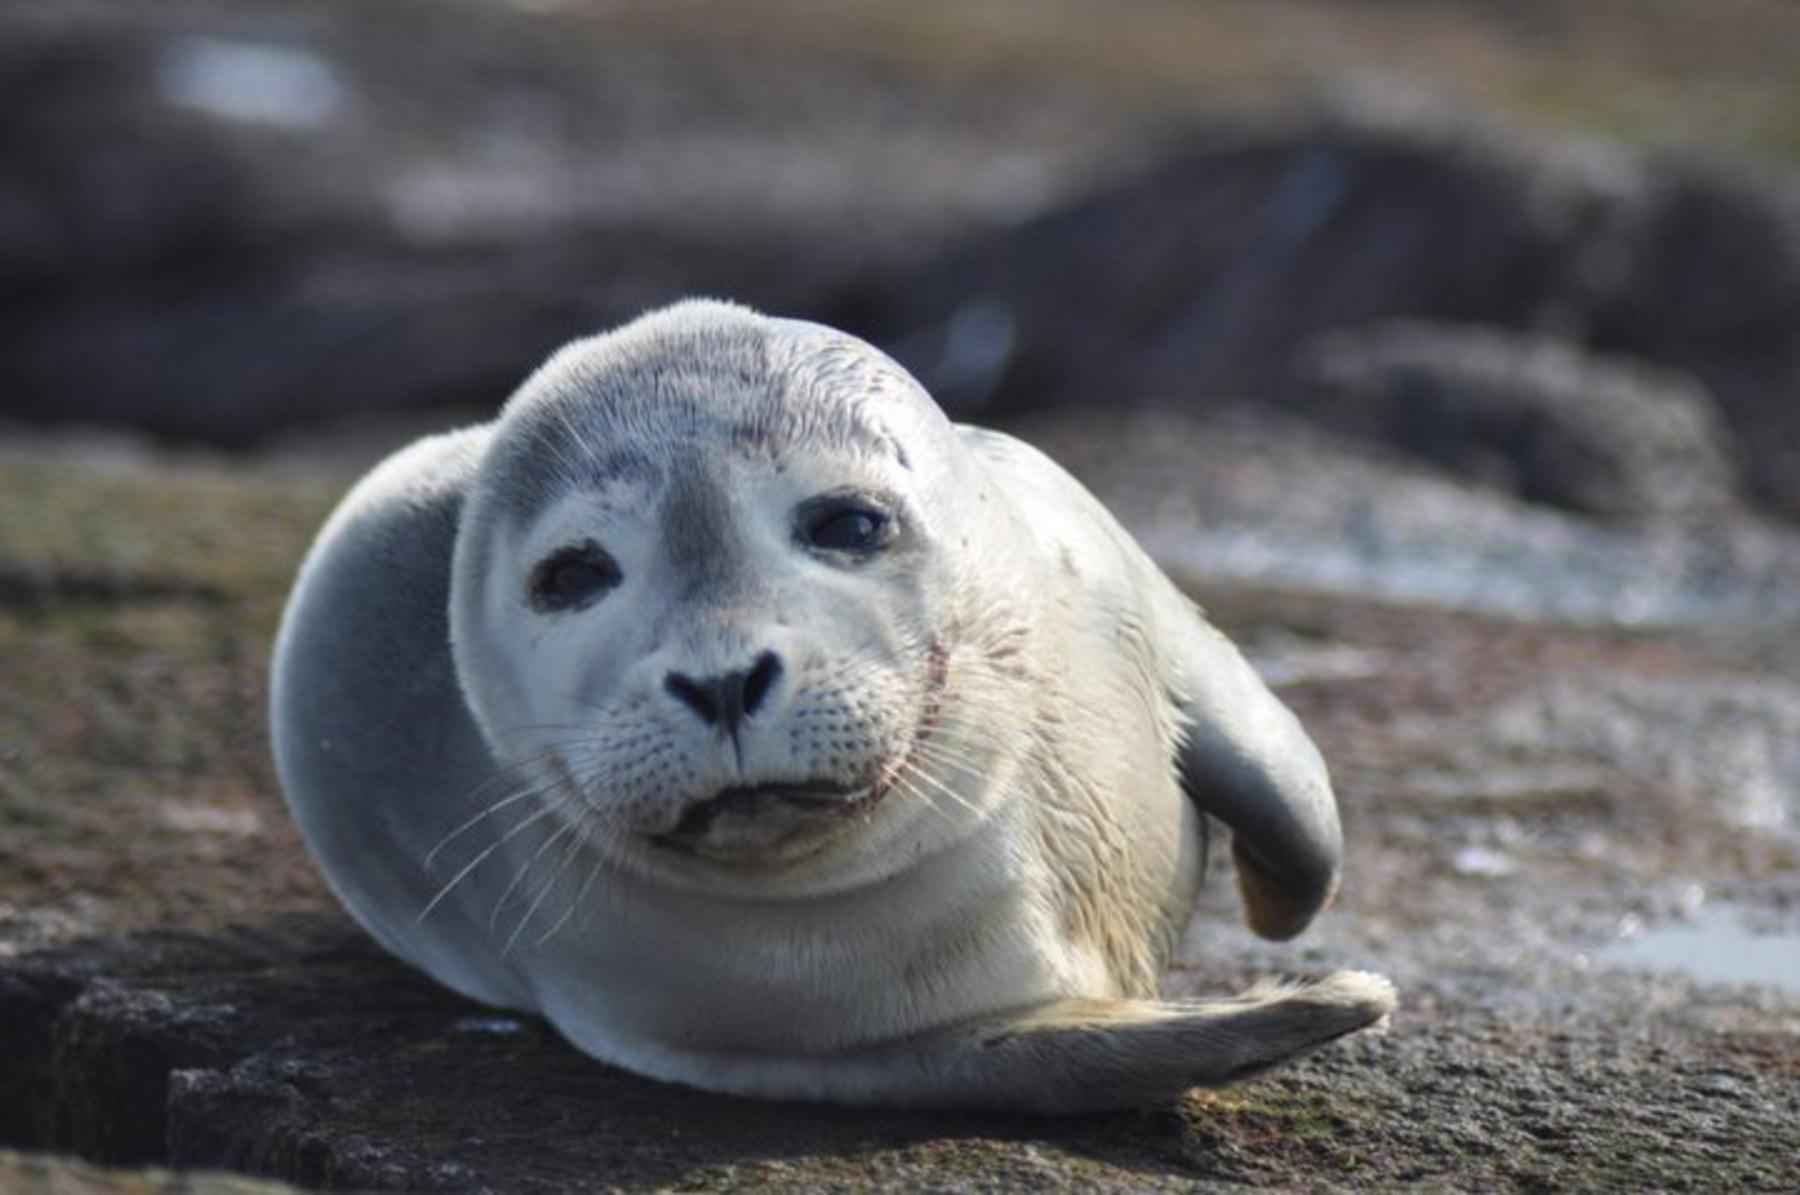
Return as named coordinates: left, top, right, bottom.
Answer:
left=649, top=781, right=884, bottom=866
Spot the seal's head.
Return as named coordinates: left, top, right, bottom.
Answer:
left=449, top=301, right=1023, bottom=897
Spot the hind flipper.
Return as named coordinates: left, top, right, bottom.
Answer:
left=691, top=970, right=1397, bottom=1112
left=931, top=970, right=1397, bottom=1112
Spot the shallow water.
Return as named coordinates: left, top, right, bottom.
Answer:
left=1040, top=406, right=1800, bottom=629
left=1145, top=520, right=1800, bottom=629
left=1598, top=906, right=1800, bottom=993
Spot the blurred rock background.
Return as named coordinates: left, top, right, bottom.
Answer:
left=11, top=0, right=1800, bottom=623
left=4, top=3, right=1800, bottom=1191
left=7, top=0, right=1800, bottom=517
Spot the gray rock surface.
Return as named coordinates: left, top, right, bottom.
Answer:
left=5, top=901, right=1797, bottom=1192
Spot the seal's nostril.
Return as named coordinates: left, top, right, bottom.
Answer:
left=665, top=653, right=780, bottom=734
left=742, top=651, right=782, bottom=717
left=664, top=672, right=721, bottom=725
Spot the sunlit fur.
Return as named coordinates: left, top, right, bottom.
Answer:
left=270, top=300, right=1394, bottom=1112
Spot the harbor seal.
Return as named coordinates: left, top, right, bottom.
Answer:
left=270, top=299, right=1394, bottom=1112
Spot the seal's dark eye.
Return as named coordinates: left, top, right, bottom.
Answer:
left=528, top=543, right=621, bottom=612
left=802, top=501, right=894, bottom=555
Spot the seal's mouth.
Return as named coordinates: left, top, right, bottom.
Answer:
left=644, top=641, right=949, bottom=867
left=649, top=780, right=882, bottom=859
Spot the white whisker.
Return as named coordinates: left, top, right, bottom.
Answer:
left=491, top=813, right=582, bottom=929
left=534, top=847, right=607, bottom=948
left=891, top=756, right=983, bottom=818
left=426, top=782, right=553, bottom=869
left=418, top=793, right=571, bottom=923
left=502, top=817, right=590, bottom=955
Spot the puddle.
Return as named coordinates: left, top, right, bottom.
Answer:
left=1020, top=404, right=1800, bottom=629
left=1597, top=906, right=1800, bottom=993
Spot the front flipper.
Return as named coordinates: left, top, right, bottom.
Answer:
left=1173, top=619, right=1343, bottom=940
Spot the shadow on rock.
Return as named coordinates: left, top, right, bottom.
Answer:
left=2, top=914, right=1257, bottom=1192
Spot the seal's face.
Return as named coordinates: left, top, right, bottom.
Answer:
left=449, top=307, right=1019, bottom=897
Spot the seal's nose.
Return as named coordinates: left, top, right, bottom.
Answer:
left=664, top=651, right=783, bottom=737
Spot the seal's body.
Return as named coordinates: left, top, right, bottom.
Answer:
left=271, top=301, right=1393, bottom=1111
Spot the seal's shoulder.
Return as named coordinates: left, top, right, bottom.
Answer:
left=953, top=422, right=1164, bottom=584
left=953, top=423, right=1102, bottom=520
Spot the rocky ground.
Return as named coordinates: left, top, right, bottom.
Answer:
left=5, top=0, right=1800, bottom=1190
left=1, top=416, right=1796, bottom=1192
